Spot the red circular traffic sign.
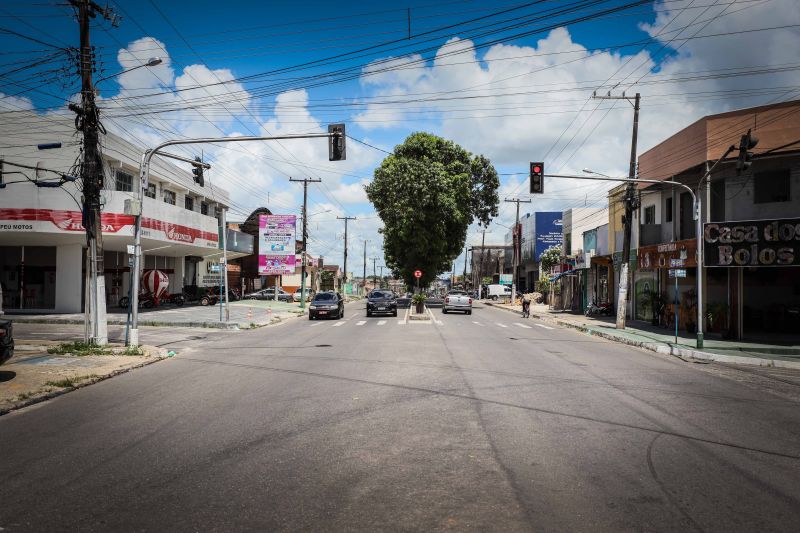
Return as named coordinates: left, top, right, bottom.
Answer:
left=414, top=270, right=422, bottom=279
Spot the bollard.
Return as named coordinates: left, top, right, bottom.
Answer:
left=267, top=307, right=273, bottom=322
left=247, top=307, right=253, bottom=321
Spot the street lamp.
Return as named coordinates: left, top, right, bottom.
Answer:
left=95, top=57, right=163, bottom=85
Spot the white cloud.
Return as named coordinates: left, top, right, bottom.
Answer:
left=0, top=93, right=34, bottom=112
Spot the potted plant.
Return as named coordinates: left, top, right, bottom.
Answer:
left=411, top=293, right=426, bottom=314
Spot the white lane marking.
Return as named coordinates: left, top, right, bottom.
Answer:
left=513, top=322, right=532, bottom=329
left=397, top=320, right=405, bottom=325
left=377, top=320, right=387, bottom=326
left=496, top=323, right=508, bottom=328
left=310, top=322, right=322, bottom=327
left=534, top=323, right=554, bottom=330
left=435, top=320, right=443, bottom=325
left=472, top=321, right=484, bottom=326
left=356, top=320, right=366, bottom=326
left=332, top=321, right=345, bottom=327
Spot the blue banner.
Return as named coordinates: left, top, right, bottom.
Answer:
left=535, top=212, right=563, bottom=262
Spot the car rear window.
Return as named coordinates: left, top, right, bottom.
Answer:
left=370, top=291, right=393, bottom=299
left=313, top=293, right=335, bottom=301
left=448, top=291, right=466, bottom=296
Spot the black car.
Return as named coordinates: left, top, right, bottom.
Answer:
left=366, top=290, right=397, bottom=317
left=309, top=291, right=344, bottom=320
left=0, top=318, right=13, bottom=366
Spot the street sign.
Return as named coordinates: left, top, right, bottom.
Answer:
left=669, top=258, right=684, bottom=267
left=499, top=274, right=512, bottom=286
left=127, top=244, right=135, bottom=255
left=669, top=268, right=687, bottom=278
left=414, top=270, right=422, bottom=279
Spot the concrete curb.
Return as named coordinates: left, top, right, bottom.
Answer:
left=484, top=302, right=800, bottom=370
left=7, top=314, right=304, bottom=330
left=0, top=350, right=168, bottom=417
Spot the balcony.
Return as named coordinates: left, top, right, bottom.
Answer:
left=639, top=224, right=663, bottom=247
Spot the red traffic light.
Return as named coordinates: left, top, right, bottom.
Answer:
left=532, top=165, right=541, bottom=173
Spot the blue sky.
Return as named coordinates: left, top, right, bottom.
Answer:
left=2, top=0, right=799, bottom=274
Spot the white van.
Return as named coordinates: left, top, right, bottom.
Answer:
left=486, top=284, right=512, bottom=300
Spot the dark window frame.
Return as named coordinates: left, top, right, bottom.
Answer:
left=115, top=170, right=133, bottom=192
left=144, top=183, right=156, bottom=199
left=753, top=169, right=790, bottom=204
left=665, top=197, right=673, bottom=223
left=644, top=205, right=656, bottom=225
left=184, top=195, right=194, bottom=211
left=163, top=189, right=176, bottom=205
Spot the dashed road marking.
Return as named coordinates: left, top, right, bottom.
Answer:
left=397, top=320, right=405, bottom=325
left=534, top=323, right=554, bottom=330
left=356, top=320, right=366, bottom=326
left=377, top=320, right=387, bottom=326
left=332, top=321, right=345, bottom=327
left=472, top=321, right=484, bottom=326
left=310, top=322, right=322, bottom=327
left=496, top=323, right=508, bottom=328
left=513, top=322, right=532, bottom=329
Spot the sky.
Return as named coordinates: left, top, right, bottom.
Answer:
left=1, top=0, right=799, bottom=277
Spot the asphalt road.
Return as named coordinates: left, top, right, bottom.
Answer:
left=1, top=303, right=799, bottom=532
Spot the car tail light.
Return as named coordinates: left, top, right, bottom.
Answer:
left=468, top=298, right=472, bottom=304
left=445, top=297, right=449, bottom=304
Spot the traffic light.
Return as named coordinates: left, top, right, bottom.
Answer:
left=192, top=156, right=204, bottom=187
left=328, top=123, right=346, bottom=161
left=736, top=128, right=758, bottom=173
left=530, top=162, right=544, bottom=194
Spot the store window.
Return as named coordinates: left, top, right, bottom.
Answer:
left=0, top=246, right=56, bottom=310
left=115, top=170, right=133, bottom=192
left=665, top=197, right=673, bottom=223
left=145, top=183, right=156, bottom=199
left=754, top=169, right=790, bottom=204
left=163, top=189, right=176, bottom=205
left=185, top=195, right=194, bottom=211
left=201, top=202, right=209, bottom=215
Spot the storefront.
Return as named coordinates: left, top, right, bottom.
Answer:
left=704, top=217, right=800, bottom=339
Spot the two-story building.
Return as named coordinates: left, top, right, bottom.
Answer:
left=0, top=112, right=245, bottom=313
left=637, top=99, right=800, bottom=339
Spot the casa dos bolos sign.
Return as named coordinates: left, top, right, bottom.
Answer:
left=704, top=217, right=800, bottom=267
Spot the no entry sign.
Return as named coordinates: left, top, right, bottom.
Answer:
left=414, top=270, right=422, bottom=279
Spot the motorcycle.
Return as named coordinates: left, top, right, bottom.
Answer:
left=585, top=300, right=614, bottom=316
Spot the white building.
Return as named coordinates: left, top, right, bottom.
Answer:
left=0, top=112, right=241, bottom=313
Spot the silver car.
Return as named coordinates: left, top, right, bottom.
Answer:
left=442, top=290, right=472, bottom=314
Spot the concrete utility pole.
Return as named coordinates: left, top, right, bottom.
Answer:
left=505, top=198, right=531, bottom=304
left=371, top=257, right=379, bottom=290
left=290, top=177, right=321, bottom=310
left=362, top=239, right=369, bottom=296
left=72, top=0, right=118, bottom=345
left=593, top=91, right=640, bottom=329
left=337, top=216, right=356, bottom=294
left=478, top=228, right=490, bottom=299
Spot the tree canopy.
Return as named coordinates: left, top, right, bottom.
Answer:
left=365, top=132, right=499, bottom=287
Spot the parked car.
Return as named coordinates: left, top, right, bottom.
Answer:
left=309, top=291, right=344, bottom=320
left=246, top=287, right=293, bottom=302
left=366, top=290, right=397, bottom=317
left=442, top=290, right=472, bottom=314
left=293, top=289, right=312, bottom=302
left=0, top=318, right=13, bottom=365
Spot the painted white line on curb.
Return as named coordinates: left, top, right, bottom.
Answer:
left=496, top=323, right=508, bottom=328
left=356, top=320, right=366, bottom=326
left=513, top=322, right=532, bottom=329
left=377, top=320, right=387, bottom=326
left=534, top=323, right=554, bottom=330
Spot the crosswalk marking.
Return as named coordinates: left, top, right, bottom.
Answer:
left=310, top=322, right=322, bottom=327
left=397, top=320, right=405, bottom=325
left=513, top=322, right=532, bottom=329
left=534, top=323, right=554, bottom=330
left=356, top=320, right=366, bottom=326
left=496, top=323, right=508, bottom=328
left=332, top=321, right=345, bottom=327
left=377, top=320, right=387, bottom=326
left=472, top=321, right=484, bottom=326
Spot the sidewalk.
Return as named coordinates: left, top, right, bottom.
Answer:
left=5, top=299, right=305, bottom=330
left=486, top=301, right=800, bottom=369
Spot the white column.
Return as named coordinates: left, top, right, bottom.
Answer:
left=56, top=243, right=83, bottom=313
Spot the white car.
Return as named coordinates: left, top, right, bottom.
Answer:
left=293, top=289, right=312, bottom=302
left=442, top=290, right=472, bottom=314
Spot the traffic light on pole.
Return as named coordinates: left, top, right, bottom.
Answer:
left=736, top=129, right=758, bottom=173
left=328, top=123, right=346, bottom=161
left=192, top=157, right=204, bottom=186
left=530, top=162, right=544, bottom=194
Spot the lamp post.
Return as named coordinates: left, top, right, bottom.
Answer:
left=94, top=57, right=162, bottom=86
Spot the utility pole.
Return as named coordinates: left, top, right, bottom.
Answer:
left=337, top=216, right=356, bottom=294
left=71, top=0, right=118, bottom=345
left=478, top=228, right=490, bottom=299
left=362, top=239, right=369, bottom=296
left=371, top=257, right=379, bottom=290
left=462, top=245, right=468, bottom=289
left=593, top=91, right=640, bottom=329
left=290, top=177, right=321, bottom=310
left=505, top=198, right=531, bottom=304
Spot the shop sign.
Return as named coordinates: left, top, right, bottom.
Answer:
left=704, top=218, right=800, bottom=267
left=499, top=274, right=512, bottom=286
left=258, top=214, right=296, bottom=275
left=638, top=239, right=696, bottom=269
left=669, top=268, right=687, bottom=278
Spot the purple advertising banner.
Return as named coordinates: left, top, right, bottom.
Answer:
left=258, top=214, right=296, bottom=275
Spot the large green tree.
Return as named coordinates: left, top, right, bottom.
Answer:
left=365, top=132, right=499, bottom=287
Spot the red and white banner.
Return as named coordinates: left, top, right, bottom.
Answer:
left=0, top=208, right=218, bottom=244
